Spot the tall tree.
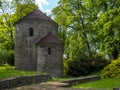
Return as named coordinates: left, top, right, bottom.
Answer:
left=0, top=0, right=2, bottom=6
left=52, top=0, right=98, bottom=59
left=95, top=0, right=120, bottom=59
left=0, top=0, right=36, bottom=65
left=12, top=0, right=36, bottom=19
left=52, top=0, right=120, bottom=60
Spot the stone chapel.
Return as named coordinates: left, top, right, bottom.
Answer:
left=14, top=9, right=64, bottom=77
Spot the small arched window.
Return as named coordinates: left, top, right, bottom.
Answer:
left=29, top=28, right=33, bottom=37
left=48, top=47, right=51, bottom=55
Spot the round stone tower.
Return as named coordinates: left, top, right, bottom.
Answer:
left=14, top=9, right=64, bottom=77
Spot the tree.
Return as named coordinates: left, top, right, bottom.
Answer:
left=0, top=0, right=2, bottom=6
left=52, top=0, right=120, bottom=60
left=0, top=0, right=16, bottom=65
left=0, top=0, right=36, bottom=65
left=12, top=0, right=36, bottom=20
left=95, top=0, right=120, bottom=59
left=52, top=0, right=99, bottom=59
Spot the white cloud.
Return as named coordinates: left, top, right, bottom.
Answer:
left=44, top=9, right=51, bottom=14
left=35, top=0, right=49, bottom=10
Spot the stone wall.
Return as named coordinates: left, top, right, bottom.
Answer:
left=0, top=75, right=51, bottom=90
left=15, top=10, right=64, bottom=77
left=61, top=75, right=101, bottom=86
left=15, top=20, right=58, bottom=71
left=37, top=44, right=64, bottom=77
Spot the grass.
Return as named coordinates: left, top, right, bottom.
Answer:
left=1, top=65, right=120, bottom=90
left=0, top=65, right=44, bottom=80
left=50, top=76, right=73, bottom=82
left=72, top=78, right=120, bottom=90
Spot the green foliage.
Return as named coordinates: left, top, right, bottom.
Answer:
left=64, top=54, right=109, bottom=77
left=101, top=58, right=120, bottom=78
left=52, top=0, right=97, bottom=59
left=14, top=3, right=36, bottom=20
left=52, top=0, right=120, bottom=60
left=0, top=49, right=14, bottom=65
left=72, top=78, right=120, bottom=90
left=0, top=0, right=36, bottom=65
left=96, top=7, right=120, bottom=59
left=63, top=58, right=72, bottom=76
left=0, top=49, right=7, bottom=65
left=6, top=50, right=14, bottom=66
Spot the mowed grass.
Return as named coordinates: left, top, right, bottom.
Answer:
left=0, top=65, right=43, bottom=79
left=72, top=78, right=120, bottom=90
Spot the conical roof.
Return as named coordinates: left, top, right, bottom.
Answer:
left=15, top=9, right=55, bottom=25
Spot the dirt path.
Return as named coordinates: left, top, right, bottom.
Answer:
left=7, top=82, right=93, bottom=90
left=7, top=76, right=101, bottom=90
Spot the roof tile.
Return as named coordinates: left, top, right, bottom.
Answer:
left=36, top=32, right=62, bottom=44
left=21, top=9, right=52, bottom=21
left=15, top=9, right=54, bottom=25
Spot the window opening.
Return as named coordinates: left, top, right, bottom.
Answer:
left=29, top=28, right=33, bottom=37
left=48, top=47, right=51, bottom=55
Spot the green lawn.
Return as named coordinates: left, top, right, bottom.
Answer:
left=72, top=78, right=120, bottom=90
left=49, top=77, right=73, bottom=82
left=0, top=65, right=44, bottom=79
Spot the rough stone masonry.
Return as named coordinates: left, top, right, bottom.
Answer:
left=14, top=8, right=64, bottom=77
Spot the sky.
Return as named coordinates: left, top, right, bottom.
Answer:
left=35, top=0, right=59, bottom=15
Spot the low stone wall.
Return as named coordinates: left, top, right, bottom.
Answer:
left=60, top=75, right=100, bottom=86
left=0, top=75, right=51, bottom=90
left=113, top=88, right=120, bottom=90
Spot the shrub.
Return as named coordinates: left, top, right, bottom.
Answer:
left=101, top=58, right=120, bottom=78
left=0, top=49, right=8, bottom=65
left=63, top=58, right=70, bottom=76
left=90, top=54, right=110, bottom=72
left=6, top=50, right=14, bottom=66
left=64, top=54, right=109, bottom=77
left=0, top=49, right=14, bottom=66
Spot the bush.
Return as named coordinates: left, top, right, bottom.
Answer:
left=101, top=58, right=120, bottom=78
left=63, top=58, right=70, bottom=76
left=90, top=54, right=110, bottom=72
left=64, top=54, right=109, bottom=77
left=0, top=49, right=8, bottom=65
left=0, top=49, right=14, bottom=66
left=7, top=50, right=14, bottom=66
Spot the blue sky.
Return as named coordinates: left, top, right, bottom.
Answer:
left=35, top=0, right=59, bottom=15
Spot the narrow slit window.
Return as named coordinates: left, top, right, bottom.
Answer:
left=29, top=28, right=33, bottom=37
left=48, top=47, right=51, bottom=55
